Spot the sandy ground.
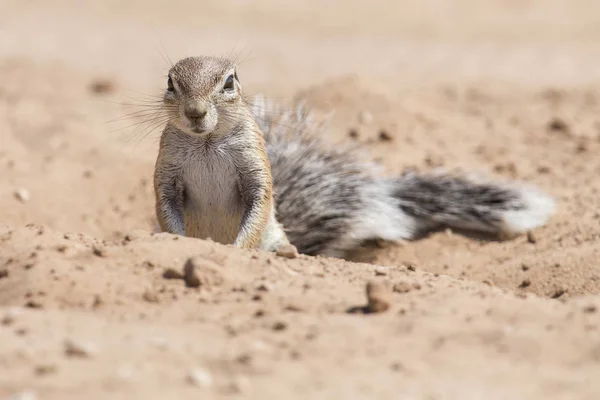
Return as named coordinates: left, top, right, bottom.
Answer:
left=2, top=0, right=600, bottom=398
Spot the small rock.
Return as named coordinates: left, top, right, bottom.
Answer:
left=236, top=353, right=253, bottom=365
left=358, top=110, right=373, bottom=125
left=183, top=257, right=225, bottom=289
left=537, top=166, right=551, bottom=174
left=366, top=280, right=392, bottom=313
left=547, top=118, right=569, bottom=133
left=519, top=279, right=531, bottom=288
left=34, top=364, right=58, bottom=376
left=142, top=290, right=159, bottom=303
left=272, top=321, right=288, bottom=331
left=526, top=231, right=537, bottom=244
left=89, top=79, right=116, bottom=94
left=378, top=129, right=393, bottom=142
left=24, top=300, right=43, bottom=309
left=348, top=128, right=359, bottom=139
left=256, top=282, right=272, bottom=292
left=276, top=244, right=299, bottom=259
left=14, top=188, right=30, bottom=203
left=374, top=266, right=389, bottom=276
left=183, top=259, right=202, bottom=288
left=92, top=245, right=107, bottom=257
left=576, top=142, right=588, bottom=153
left=92, top=295, right=103, bottom=309
left=583, top=305, right=597, bottom=314
left=162, top=268, right=184, bottom=280
left=15, top=328, right=28, bottom=336
left=186, top=367, right=213, bottom=388
left=0, top=268, right=8, bottom=279
left=393, top=281, right=420, bottom=293
left=64, top=338, right=96, bottom=358
left=284, top=304, right=304, bottom=312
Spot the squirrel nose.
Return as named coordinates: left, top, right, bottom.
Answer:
left=184, top=105, right=207, bottom=121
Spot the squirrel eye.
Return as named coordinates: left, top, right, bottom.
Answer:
left=223, top=74, right=235, bottom=91
left=167, top=76, right=174, bottom=92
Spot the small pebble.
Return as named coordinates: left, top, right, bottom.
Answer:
left=374, top=266, right=389, bottom=276
left=92, top=295, right=103, bottom=309
left=0, top=268, right=8, bottom=279
left=89, top=79, right=116, bottom=94
left=142, top=290, right=159, bottom=303
left=34, top=364, right=58, bottom=376
left=186, top=367, right=213, bottom=388
left=92, top=245, right=107, bottom=257
left=272, top=321, right=288, bottom=331
left=64, top=338, right=96, bottom=358
left=24, top=300, right=43, bottom=309
left=183, top=259, right=201, bottom=288
left=276, top=244, right=299, bottom=259
left=256, top=282, right=272, bottom=292
left=526, top=231, right=537, bottom=244
left=405, top=263, right=416, bottom=272
left=378, top=130, right=393, bottom=142
left=547, top=118, right=569, bottom=133
left=393, top=281, right=420, bottom=293
left=583, top=305, right=597, bottom=314
left=162, top=268, right=184, bottom=280
left=519, top=279, right=531, bottom=288
left=14, top=188, right=30, bottom=203
left=366, top=280, right=392, bottom=313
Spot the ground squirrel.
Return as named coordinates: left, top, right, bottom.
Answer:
left=153, top=56, right=556, bottom=258
left=154, top=56, right=290, bottom=252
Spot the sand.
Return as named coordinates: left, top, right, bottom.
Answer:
left=1, top=0, right=600, bottom=398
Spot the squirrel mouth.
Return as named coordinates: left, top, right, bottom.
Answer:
left=191, top=126, right=207, bottom=134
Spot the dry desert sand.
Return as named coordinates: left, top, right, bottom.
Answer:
left=1, top=0, right=600, bottom=399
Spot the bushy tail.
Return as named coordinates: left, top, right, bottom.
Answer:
left=388, top=171, right=556, bottom=238
left=247, top=94, right=556, bottom=258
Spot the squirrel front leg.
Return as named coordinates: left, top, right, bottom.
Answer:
left=233, top=145, right=273, bottom=249
left=154, top=162, right=186, bottom=236
left=234, top=172, right=272, bottom=249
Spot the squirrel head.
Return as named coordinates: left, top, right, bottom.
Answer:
left=164, top=56, right=243, bottom=136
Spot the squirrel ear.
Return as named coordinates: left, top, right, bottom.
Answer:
left=234, top=70, right=239, bottom=82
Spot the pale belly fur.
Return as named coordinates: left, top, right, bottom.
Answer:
left=181, top=151, right=244, bottom=245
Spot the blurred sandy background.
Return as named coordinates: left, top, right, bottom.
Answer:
left=1, top=0, right=600, bottom=399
